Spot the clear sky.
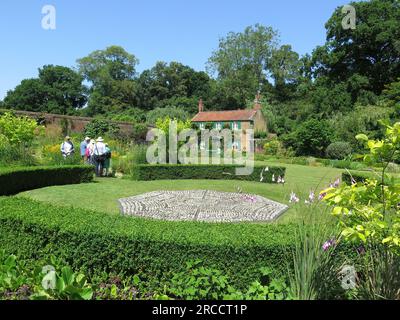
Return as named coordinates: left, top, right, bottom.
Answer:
left=0, top=0, right=349, bottom=100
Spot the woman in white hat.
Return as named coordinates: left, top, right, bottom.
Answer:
left=94, top=137, right=106, bottom=177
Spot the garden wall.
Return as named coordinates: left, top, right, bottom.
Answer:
left=0, top=109, right=134, bottom=135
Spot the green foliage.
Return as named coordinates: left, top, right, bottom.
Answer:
left=284, top=119, right=334, bottom=157
left=3, top=65, right=87, bottom=114
left=207, top=24, right=279, bottom=107
left=0, top=196, right=300, bottom=290
left=0, top=144, right=37, bottom=167
left=0, top=165, right=93, bottom=196
left=341, top=171, right=376, bottom=186
left=167, top=260, right=232, bottom=300
left=0, top=250, right=30, bottom=298
left=31, top=265, right=93, bottom=300
left=146, top=106, right=190, bottom=125
left=0, top=112, right=42, bottom=145
left=323, top=122, right=400, bottom=252
left=263, top=139, right=282, bottom=156
left=83, top=119, right=120, bottom=139
left=77, top=46, right=139, bottom=116
left=356, top=244, right=400, bottom=300
left=131, top=164, right=286, bottom=184
left=166, top=260, right=292, bottom=300
left=325, top=142, right=353, bottom=160
left=155, top=116, right=192, bottom=134
left=313, top=0, right=400, bottom=95
left=0, top=251, right=93, bottom=300
left=137, top=61, right=211, bottom=112
left=288, top=204, right=343, bottom=300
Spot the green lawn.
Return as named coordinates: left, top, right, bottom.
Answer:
left=19, top=161, right=343, bottom=223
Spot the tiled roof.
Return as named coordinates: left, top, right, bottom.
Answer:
left=192, top=109, right=257, bottom=122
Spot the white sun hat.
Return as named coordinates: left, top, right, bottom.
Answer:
left=96, top=137, right=104, bottom=142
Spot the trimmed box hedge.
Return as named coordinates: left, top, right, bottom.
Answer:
left=0, top=165, right=94, bottom=196
left=0, top=197, right=356, bottom=291
left=341, top=171, right=373, bottom=185
left=131, top=164, right=286, bottom=183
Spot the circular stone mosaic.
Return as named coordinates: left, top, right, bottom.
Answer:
left=118, top=190, right=288, bottom=223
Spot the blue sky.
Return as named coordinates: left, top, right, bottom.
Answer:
left=0, top=0, right=349, bottom=99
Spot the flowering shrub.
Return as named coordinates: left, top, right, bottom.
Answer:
left=322, top=122, right=400, bottom=252
left=0, top=112, right=43, bottom=145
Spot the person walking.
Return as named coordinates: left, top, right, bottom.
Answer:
left=103, top=143, right=112, bottom=176
left=94, top=137, right=106, bottom=177
left=60, top=136, right=75, bottom=158
left=80, top=137, right=90, bottom=162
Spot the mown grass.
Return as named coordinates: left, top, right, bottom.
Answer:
left=19, top=161, right=343, bottom=223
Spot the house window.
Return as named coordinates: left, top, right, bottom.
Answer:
left=233, top=122, right=240, bottom=130
left=215, top=122, right=222, bottom=130
left=199, top=123, right=205, bottom=130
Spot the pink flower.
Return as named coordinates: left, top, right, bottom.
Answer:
left=322, top=238, right=336, bottom=251
left=318, top=192, right=327, bottom=200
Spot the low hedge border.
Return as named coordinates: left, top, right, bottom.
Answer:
left=131, top=164, right=286, bottom=183
left=0, top=197, right=356, bottom=291
left=341, top=170, right=395, bottom=185
left=0, top=165, right=94, bottom=196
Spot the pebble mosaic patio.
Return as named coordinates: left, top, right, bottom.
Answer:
left=118, top=190, right=288, bottom=222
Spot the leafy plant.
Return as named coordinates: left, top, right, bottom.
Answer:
left=0, top=112, right=43, bottom=145
left=167, top=260, right=232, bottom=300
left=31, top=265, right=93, bottom=300
left=322, top=121, right=400, bottom=299
left=325, top=142, right=353, bottom=160
left=322, top=122, right=400, bottom=250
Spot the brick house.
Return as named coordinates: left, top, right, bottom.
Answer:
left=191, top=94, right=267, bottom=151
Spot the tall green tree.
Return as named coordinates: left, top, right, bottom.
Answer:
left=312, top=0, right=400, bottom=95
left=207, top=24, right=279, bottom=106
left=269, top=45, right=301, bottom=101
left=137, top=61, right=211, bottom=113
left=77, top=46, right=139, bottom=116
left=3, top=65, right=87, bottom=114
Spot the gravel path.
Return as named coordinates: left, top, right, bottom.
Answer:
left=118, top=190, right=288, bottom=223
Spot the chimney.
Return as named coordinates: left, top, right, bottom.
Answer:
left=253, top=92, right=262, bottom=110
left=198, top=99, right=204, bottom=113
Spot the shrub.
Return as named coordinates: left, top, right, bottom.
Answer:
left=0, top=198, right=357, bottom=293
left=263, top=139, right=281, bottom=156
left=341, top=171, right=376, bottom=185
left=325, top=142, right=353, bottom=160
left=0, top=112, right=43, bottom=145
left=83, top=119, right=120, bottom=139
left=289, top=119, right=334, bottom=157
left=0, top=144, right=36, bottom=166
left=130, top=164, right=286, bottom=184
left=0, top=197, right=297, bottom=290
left=146, top=106, right=190, bottom=125
left=0, top=165, right=93, bottom=195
